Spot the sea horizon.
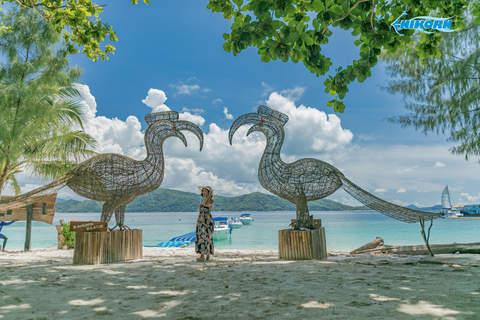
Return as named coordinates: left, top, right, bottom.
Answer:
left=3, top=210, right=479, bottom=252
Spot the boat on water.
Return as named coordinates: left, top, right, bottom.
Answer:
left=239, top=213, right=252, bottom=225
left=441, top=185, right=480, bottom=219
left=213, top=217, right=232, bottom=240
left=229, top=217, right=243, bottom=229
left=459, top=204, right=480, bottom=218
left=440, top=186, right=463, bottom=218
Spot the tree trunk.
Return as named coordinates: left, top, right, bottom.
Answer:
left=0, top=165, right=9, bottom=197
left=420, top=218, right=435, bottom=257
left=0, top=177, right=5, bottom=197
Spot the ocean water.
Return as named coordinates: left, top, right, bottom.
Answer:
left=2, top=211, right=479, bottom=252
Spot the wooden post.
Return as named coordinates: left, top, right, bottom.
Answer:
left=73, top=229, right=143, bottom=265
left=278, top=228, right=327, bottom=260
left=24, top=204, right=33, bottom=251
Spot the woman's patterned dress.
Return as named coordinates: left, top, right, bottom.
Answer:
left=195, top=200, right=214, bottom=255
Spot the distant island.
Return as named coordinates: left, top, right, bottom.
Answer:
left=55, top=188, right=370, bottom=213
left=55, top=188, right=440, bottom=213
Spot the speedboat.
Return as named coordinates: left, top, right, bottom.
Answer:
left=239, top=213, right=252, bottom=225
left=229, top=217, right=243, bottom=229
left=213, top=217, right=232, bottom=240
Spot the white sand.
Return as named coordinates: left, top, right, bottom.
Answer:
left=1, top=248, right=479, bottom=319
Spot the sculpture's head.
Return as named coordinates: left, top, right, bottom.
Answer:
left=229, top=106, right=288, bottom=145
left=145, top=111, right=204, bottom=151
left=145, top=119, right=187, bottom=150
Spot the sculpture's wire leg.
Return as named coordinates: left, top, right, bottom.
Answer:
left=294, top=193, right=315, bottom=230
left=101, top=202, right=116, bottom=230
left=115, top=204, right=129, bottom=231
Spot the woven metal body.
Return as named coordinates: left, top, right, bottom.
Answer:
left=0, top=111, right=204, bottom=230
left=230, top=106, right=440, bottom=228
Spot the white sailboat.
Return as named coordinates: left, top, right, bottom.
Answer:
left=441, top=186, right=462, bottom=218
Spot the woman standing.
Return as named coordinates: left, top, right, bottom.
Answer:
left=195, top=186, right=214, bottom=262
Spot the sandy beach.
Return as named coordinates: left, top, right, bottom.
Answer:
left=1, top=248, right=479, bottom=319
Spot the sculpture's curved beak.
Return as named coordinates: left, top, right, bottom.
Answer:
left=246, top=124, right=262, bottom=137
left=172, top=128, right=188, bottom=147
left=175, top=121, right=204, bottom=151
left=228, top=113, right=262, bottom=145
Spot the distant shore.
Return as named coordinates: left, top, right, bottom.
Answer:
left=54, top=188, right=373, bottom=213
left=1, top=248, right=479, bottom=319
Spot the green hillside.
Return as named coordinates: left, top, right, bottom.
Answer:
left=55, top=188, right=364, bottom=213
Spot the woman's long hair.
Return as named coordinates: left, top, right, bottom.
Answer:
left=203, top=189, right=213, bottom=206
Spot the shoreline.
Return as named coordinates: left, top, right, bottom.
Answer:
left=1, top=248, right=479, bottom=319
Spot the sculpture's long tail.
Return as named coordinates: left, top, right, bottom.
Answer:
left=0, top=174, right=73, bottom=211
left=339, top=175, right=441, bottom=223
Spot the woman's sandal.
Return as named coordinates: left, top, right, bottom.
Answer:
left=196, top=257, right=205, bottom=262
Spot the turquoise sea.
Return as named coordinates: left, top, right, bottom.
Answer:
left=3, top=211, right=480, bottom=252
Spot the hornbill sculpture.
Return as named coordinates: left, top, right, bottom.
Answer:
left=229, top=106, right=440, bottom=230
left=0, top=111, right=204, bottom=230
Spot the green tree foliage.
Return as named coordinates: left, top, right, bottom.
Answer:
left=382, top=16, right=480, bottom=161
left=0, top=8, right=97, bottom=195
left=61, top=221, right=74, bottom=248
left=208, top=0, right=478, bottom=112
left=55, top=188, right=363, bottom=213
left=0, top=0, right=149, bottom=61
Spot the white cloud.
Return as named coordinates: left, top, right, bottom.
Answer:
left=182, top=107, right=204, bottom=113
left=375, top=188, right=388, bottom=193
left=459, top=192, right=480, bottom=203
left=357, top=134, right=374, bottom=141
left=434, top=161, right=446, bottom=168
left=396, top=188, right=406, bottom=193
left=223, top=107, right=233, bottom=120
left=142, top=88, right=169, bottom=112
left=179, top=112, right=205, bottom=126
left=141, top=88, right=206, bottom=126
left=395, top=165, right=419, bottom=174
left=170, top=84, right=200, bottom=95
left=265, top=92, right=353, bottom=157
left=77, top=84, right=145, bottom=159
left=261, top=81, right=274, bottom=97
left=213, top=98, right=223, bottom=104
left=160, top=122, right=266, bottom=197
left=169, top=82, right=211, bottom=96
left=161, top=157, right=263, bottom=196
left=279, top=86, right=306, bottom=102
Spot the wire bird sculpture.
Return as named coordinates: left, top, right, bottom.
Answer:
left=229, top=106, right=441, bottom=230
left=0, top=111, right=204, bottom=230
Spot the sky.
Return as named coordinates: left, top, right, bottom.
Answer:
left=9, top=1, right=480, bottom=207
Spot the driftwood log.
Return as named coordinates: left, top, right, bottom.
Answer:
left=350, top=237, right=384, bottom=254
left=351, top=238, right=480, bottom=255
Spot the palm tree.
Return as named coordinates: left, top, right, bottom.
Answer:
left=0, top=8, right=97, bottom=196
